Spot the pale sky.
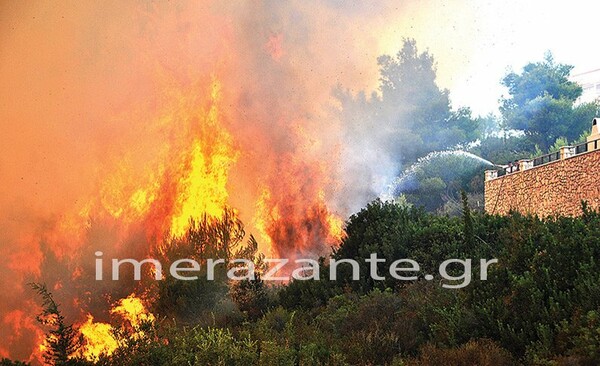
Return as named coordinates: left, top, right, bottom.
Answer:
left=375, top=0, right=600, bottom=115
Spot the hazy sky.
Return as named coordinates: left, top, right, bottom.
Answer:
left=376, top=1, right=600, bottom=115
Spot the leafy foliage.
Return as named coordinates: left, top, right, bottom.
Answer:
left=500, top=52, right=599, bottom=150
left=336, top=38, right=482, bottom=167
left=12, top=200, right=600, bottom=366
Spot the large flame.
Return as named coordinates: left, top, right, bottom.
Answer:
left=79, top=294, right=155, bottom=361
left=0, top=2, right=375, bottom=362
left=16, top=74, right=343, bottom=363
left=167, top=79, right=238, bottom=237
left=79, top=315, right=118, bottom=361
left=94, top=78, right=238, bottom=239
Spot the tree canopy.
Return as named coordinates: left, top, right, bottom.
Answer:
left=500, top=53, right=599, bottom=150
left=336, top=38, right=481, bottom=166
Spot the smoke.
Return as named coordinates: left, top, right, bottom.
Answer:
left=0, top=1, right=473, bottom=361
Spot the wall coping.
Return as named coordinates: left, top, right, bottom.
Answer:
left=485, top=138, right=600, bottom=182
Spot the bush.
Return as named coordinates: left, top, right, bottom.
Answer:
left=405, top=339, right=515, bottom=366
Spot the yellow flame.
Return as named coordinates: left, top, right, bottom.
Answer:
left=99, top=159, right=162, bottom=221
left=110, top=294, right=155, bottom=329
left=79, top=294, right=155, bottom=361
left=79, top=315, right=118, bottom=361
left=325, top=213, right=345, bottom=241
left=253, top=188, right=279, bottom=255
left=318, top=189, right=345, bottom=241
left=37, top=339, right=49, bottom=355
left=169, top=79, right=238, bottom=237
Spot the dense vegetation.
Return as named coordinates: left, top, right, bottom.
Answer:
left=9, top=199, right=600, bottom=366
left=6, top=41, right=600, bottom=365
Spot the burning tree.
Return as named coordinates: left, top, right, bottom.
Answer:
left=154, top=208, right=266, bottom=324
left=29, top=283, right=84, bottom=366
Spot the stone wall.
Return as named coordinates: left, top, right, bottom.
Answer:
left=484, top=149, right=600, bottom=217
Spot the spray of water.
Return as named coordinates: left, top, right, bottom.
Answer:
left=381, top=149, right=496, bottom=201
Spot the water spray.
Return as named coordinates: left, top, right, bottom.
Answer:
left=381, top=149, right=505, bottom=200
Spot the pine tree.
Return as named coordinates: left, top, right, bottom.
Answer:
left=30, top=283, right=81, bottom=366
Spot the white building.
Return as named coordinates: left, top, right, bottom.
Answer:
left=570, top=69, right=600, bottom=104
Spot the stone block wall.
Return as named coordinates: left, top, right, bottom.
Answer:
left=485, top=149, right=600, bottom=217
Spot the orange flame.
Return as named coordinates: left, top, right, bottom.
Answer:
left=78, top=315, right=118, bottom=361
left=11, top=74, right=345, bottom=361
left=110, top=294, right=156, bottom=330
left=168, top=79, right=238, bottom=237
left=1, top=3, right=353, bottom=358
left=79, top=294, right=155, bottom=361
